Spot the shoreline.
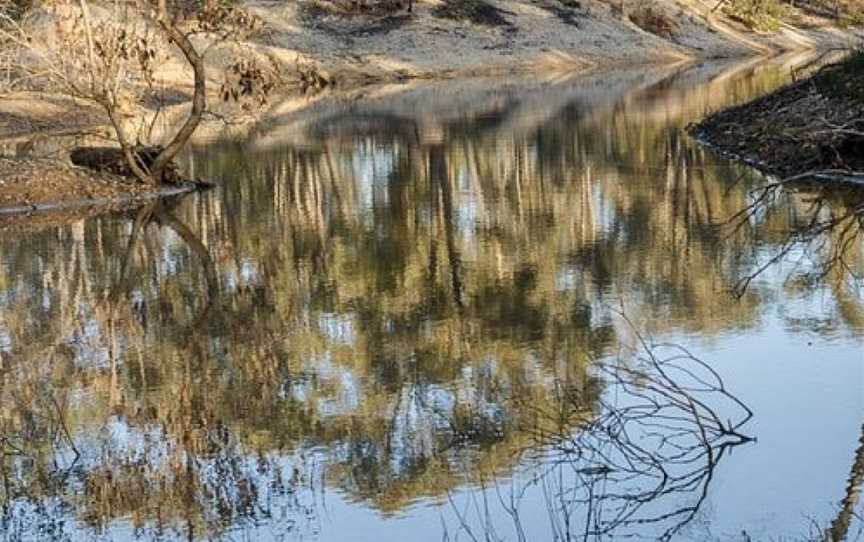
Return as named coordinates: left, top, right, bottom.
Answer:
left=2, top=0, right=861, bottom=139
left=0, top=183, right=199, bottom=217
left=239, top=0, right=863, bottom=88
left=689, top=51, right=864, bottom=185
left=0, top=157, right=204, bottom=231
left=0, top=0, right=861, bottom=226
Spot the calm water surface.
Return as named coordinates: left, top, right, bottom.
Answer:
left=1, top=56, right=862, bottom=541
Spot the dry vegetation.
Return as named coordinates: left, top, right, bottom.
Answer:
left=722, top=0, right=790, bottom=31
left=0, top=0, right=277, bottom=187
left=720, top=0, right=864, bottom=31
left=628, top=2, right=677, bottom=38
left=432, top=0, right=514, bottom=26
left=0, top=157, right=150, bottom=207
left=304, top=0, right=414, bottom=14
left=691, top=50, right=864, bottom=179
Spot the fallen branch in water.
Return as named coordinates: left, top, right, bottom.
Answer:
left=446, top=313, right=755, bottom=541
left=775, top=169, right=864, bottom=186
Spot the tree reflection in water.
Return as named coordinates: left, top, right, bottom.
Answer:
left=445, top=314, right=754, bottom=541
left=0, top=57, right=861, bottom=540
left=725, top=178, right=864, bottom=299
left=0, top=203, right=324, bottom=541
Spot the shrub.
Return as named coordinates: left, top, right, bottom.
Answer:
left=431, top=0, right=513, bottom=27
left=814, top=49, right=864, bottom=103
left=837, top=0, right=864, bottom=26
left=723, top=0, right=788, bottom=31
left=628, top=3, right=676, bottom=38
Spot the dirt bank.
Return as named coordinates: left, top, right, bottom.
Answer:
left=0, top=158, right=200, bottom=231
left=0, top=158, right=153, bottom=208
left=1, top=0, right=862, bottom=144
left=0, top=0, right=860, bottom=223
left=689, top=51, right=864, bottom=181
left=244, top=0, right=863, bottom=87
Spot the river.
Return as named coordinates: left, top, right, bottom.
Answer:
left=0, top=54, right=861, bottom=541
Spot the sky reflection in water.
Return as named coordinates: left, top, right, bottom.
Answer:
left=0, top=54, right=862, bottom=541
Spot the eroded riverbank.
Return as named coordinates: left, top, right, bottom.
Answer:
left=690, top=50, right=864, bottom=183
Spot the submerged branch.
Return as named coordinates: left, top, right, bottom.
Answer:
left=449, top=315, right=755, bottom=541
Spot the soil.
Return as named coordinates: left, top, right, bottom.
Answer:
left=0, top=158, right=153, bottom=208
left=689, top=54, right=864, bottom=179
left=0, top=200, right=136, bottom=234
left=0, top=156, right=204, bottom=231
left=244, top=0, right=863, bottom=89
left=0, top=93, right=105, bottom=138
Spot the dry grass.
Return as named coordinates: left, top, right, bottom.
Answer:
left=0, top=0, right=31, bottom=22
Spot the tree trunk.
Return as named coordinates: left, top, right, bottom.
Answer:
left=148, top=17, right=206, bottom=184
left=826, top=425, right=864, bottom=541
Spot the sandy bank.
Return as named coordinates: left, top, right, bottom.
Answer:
left=242, top=0, right=863, bottom=87
left=0, top=0, right=861, bottom=143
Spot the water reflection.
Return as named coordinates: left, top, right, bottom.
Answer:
left=0, top=55, right=861, bottom=540
left=444, top=327, right=755, bottom=541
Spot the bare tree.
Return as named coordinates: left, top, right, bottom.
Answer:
left=0, top=0, right=273, bottom=184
